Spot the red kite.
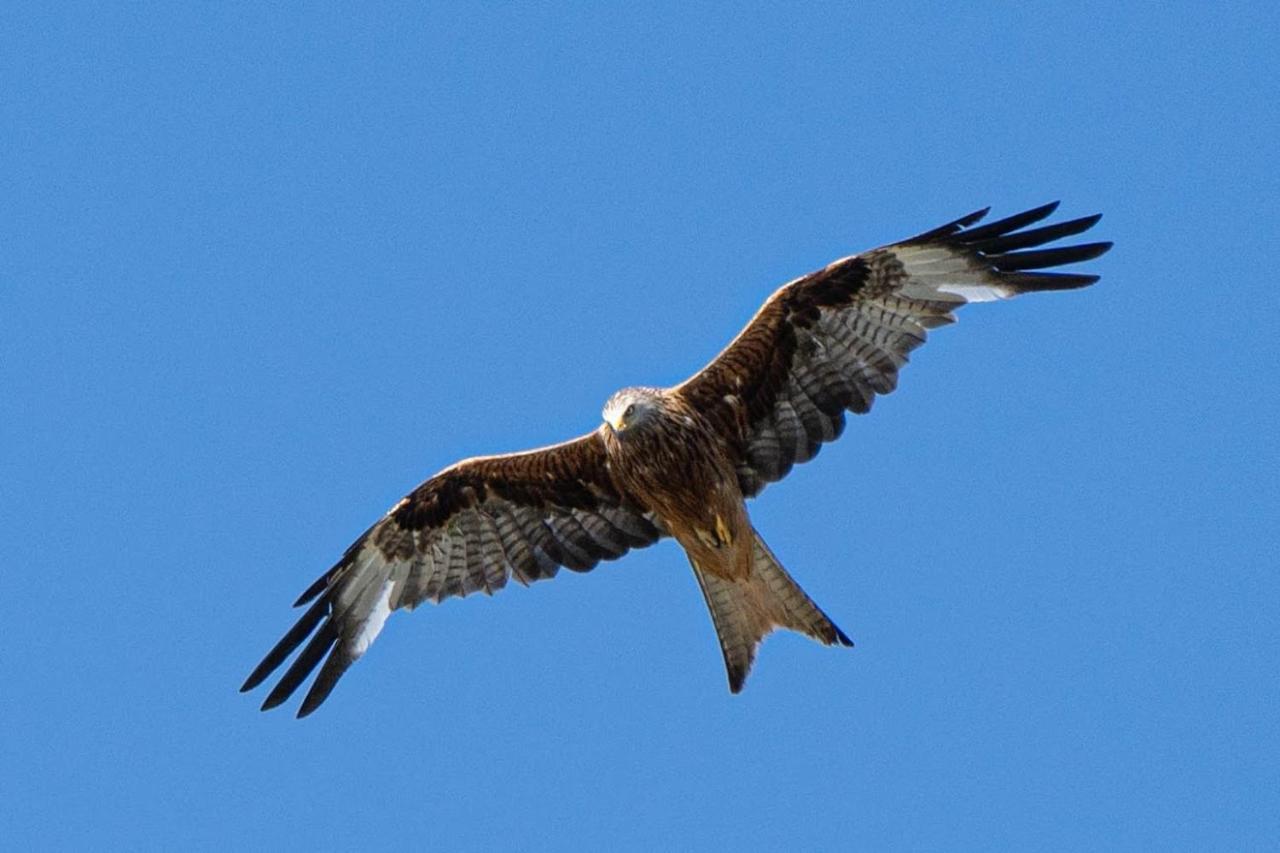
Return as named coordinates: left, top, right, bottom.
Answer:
left=242, top=202, right=1110, bottom=716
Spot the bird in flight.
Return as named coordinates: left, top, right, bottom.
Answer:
left=242, top=201, right=1111, bottom=717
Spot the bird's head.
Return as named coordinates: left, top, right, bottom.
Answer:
left=602, top=387, right=662, bottom=437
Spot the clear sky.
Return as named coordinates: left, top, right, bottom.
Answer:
left=3, top=2, right=1277, bottom=850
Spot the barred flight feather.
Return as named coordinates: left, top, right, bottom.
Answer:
left=677, top=201, right=1111, bottom=497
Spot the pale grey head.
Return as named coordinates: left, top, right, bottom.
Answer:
left=602, top=386, right=665, bottom=438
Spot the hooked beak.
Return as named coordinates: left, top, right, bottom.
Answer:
left=608, top=415, right=626, bottom=433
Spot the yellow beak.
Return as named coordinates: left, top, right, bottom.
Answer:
left=609, top=416, right=626, bottom=432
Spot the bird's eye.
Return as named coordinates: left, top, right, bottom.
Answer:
left=624, top=404, right=635, bottom=418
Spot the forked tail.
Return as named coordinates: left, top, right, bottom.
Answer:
left=691, top=528, right=852, bottom=692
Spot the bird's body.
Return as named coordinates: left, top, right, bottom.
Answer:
left=600, top=386, right=849, bottom=685
left=243, top=201, right=1112, bottom=716
left=602, top=388, right=749, bottom=579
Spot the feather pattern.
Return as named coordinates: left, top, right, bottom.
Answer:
left=677, top=202, right=1110, bottom=497
left=241, top=432, right=663, bottom=716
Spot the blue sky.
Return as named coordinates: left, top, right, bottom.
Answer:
left=3, top=2, right=1277, bottom=849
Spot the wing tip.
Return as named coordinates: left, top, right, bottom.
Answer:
left=293, top=571, right=332, bottom=607
left=255, top=639, right=350, bottom=718
left=948, top=200, right=1062, bottom=244
left=956, top=206, right=991, bottom=228
left=253, top=620, right=339, bottom=714
left=239, top=593, right=331, bottom=698
left=1007, top=271, right=1102, bottom=292
left=934, top=203, right=1111, bottom=290
left=905, top=206, right=990, bottom=243
left=259, top=689, right=290, bottom=712
left=728, top=669, right=747, bottom=694
left=295, top=691, right=327, bottom=718
left=296, top=650, right=357, bottom=717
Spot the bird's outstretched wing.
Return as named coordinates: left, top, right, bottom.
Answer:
left=676, top=202, right=1112, bottom=496
left=241, top=432, right=662, bottom=717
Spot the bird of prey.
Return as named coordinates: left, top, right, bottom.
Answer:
left=242, top=201, right=1110, bottom=717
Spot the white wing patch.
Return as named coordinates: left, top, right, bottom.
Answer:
left=352, top=579, right=394, bottom=657
left=891, top=244, right=1011, bottom=303
left=935, top=282, right=1013, bottom=302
